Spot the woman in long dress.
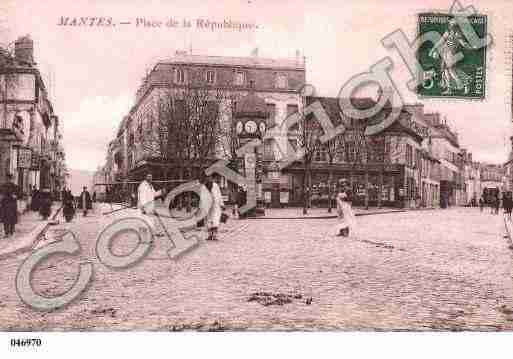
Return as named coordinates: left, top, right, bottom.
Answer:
left=205, top=175, right=224, bottom=241
left=334, top=181, right=357, bottom=237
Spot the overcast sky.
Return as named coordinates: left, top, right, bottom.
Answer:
left=3, top=0, right=513, bottom=171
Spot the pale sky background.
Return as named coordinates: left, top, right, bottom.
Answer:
left=2, top=0, right=513, bottom=171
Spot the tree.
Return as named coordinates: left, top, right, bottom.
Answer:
left=297, top=101, right=323, bottom=215
left=137, top=82, right=226, bottom=210
left=324, top=135, right=345, bottom=213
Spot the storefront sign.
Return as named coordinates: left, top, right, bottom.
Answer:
left=17, top=148, right=32, bottom=169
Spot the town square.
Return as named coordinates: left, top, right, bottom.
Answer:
left=2, top=0, right=513, bottom=356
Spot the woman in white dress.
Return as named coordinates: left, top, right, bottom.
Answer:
left=205, top=175, right=224, bottom=241
left=334, top=181, right=357, bottom=237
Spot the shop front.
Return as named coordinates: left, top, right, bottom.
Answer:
left=282, top=162, right=407, bottom=208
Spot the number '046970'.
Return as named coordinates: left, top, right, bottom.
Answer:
left=10, top=338, right=42, bottom=347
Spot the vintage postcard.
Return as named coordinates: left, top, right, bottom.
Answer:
left=1, top=0, right=513, bottom=356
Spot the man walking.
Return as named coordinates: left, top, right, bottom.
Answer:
left=79, top=186, right=92, bottom=217
left=0, top=173, right=19, bottom=238
left=137, top=173, right=165, bottom=235
left=495, top=193, right=501, bottom=215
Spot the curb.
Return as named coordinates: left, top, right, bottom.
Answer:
left=0, top=204, right=63, bottom=261
left=504, top=216, right=513, bottom=246
left=249, top=207, right=438, bottom=220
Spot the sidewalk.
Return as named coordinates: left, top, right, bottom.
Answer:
left=504, top=215, right=513, bottom=245
left=249, top=206, right=438, bottom=219
left=0, top=202, right=62, bottom=260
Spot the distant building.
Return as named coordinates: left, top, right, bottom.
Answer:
left=480, top=163, right=506, bottom=201
left=504, top=136, right=513, bottom=195
left=0, top=35, right=66, bottom=197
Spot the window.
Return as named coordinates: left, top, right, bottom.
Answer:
left=175, top=68, right=186, bottom=84
left=415, top=149, right=422, bottom=169
left=406, top=144, right=413, bottom=167
left=137, top=122, right=143, bottom=140
left=314, top=144, right=328, bottom=162
left=275, top=73, right=288, bottom=89
left=263, top=139, right=274, bottom=160
left=266, top=103, right=276, bottom=127
left=206, top=70, right=215, bottom=84
left=346, top=141, right=356, bottom=163
left=146, top=118, right=153, bottom=135
left=234, top=71, right=245, bottom=86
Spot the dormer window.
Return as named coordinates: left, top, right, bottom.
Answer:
left=206, top=70, right=216, bottom=84
left=275, top=73, right=288, bottom=89
left=234, top=71, right=245, bottom=86
left=175, top=68, right=186, bottom=84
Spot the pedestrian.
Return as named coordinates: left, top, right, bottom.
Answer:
left=495, top=194, right=501, bottom=215
left=31, top=186, right=40, bottom=212
left=503, top=194, right=512, bottom=221
left=137, top=172, right=165, bottom=236
left=38, top=188, right=52, bottom=220
left=92, top=191, right=97, bottom=203
left=78, top=186, right=92, bottom=217
left=237, top=185, right=247, bottom=219
left=479, top=196, right=484, bottom=212
left=0, top=173, right=19, bottom=238
left=205, top=174, right=224, bottom=241
left=333, top=179, right=357, bottom=237
left=62, top=188, right=75, bottom=222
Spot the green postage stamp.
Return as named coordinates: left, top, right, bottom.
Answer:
left=417, top=13, right=487, bottom=99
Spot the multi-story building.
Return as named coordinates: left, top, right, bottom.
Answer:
left=0, top=35, right=66, bottom=197
left=280, top=98, right=436, bottom=208
left=101, top=51, right=489, bottom=209
left=423, top=113, right=462, bottom=208
left=461, top=150, right=481, bottom=205
left=504, top=136, right=513, bottom=195
left=480, top=163, right=505, bottom=201
left=107, top=51, right=306, bottom=182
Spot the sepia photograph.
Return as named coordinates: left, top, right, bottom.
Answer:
left=1, top=0, right=513, bottom=357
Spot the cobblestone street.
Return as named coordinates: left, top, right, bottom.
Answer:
left=1, top=207, right=512, bottom=331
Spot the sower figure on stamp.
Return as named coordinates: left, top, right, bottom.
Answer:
left=0, top=173, right=19, bottom=238
left=429, top=19, right=475, bottom=95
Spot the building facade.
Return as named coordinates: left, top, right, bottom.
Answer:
left=99, top=51, right=509, bottom=209
left=101, top=51, right=306, bottom=199
left=0, top=35, right=66, bottom=197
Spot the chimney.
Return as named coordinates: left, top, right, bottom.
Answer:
left=251, top=47, right=259, bottom=57
left=14, top=35, right=35, bottom=65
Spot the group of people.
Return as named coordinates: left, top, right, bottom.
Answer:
left=62, top=186, right=94, bottom=222
left=478, top=193, right=513, bottom=219
left=136, top=172, right=226, bottom=241
left=135, top=171, right=357, bottom=242
left=0, top=174, right=57, bottom=238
